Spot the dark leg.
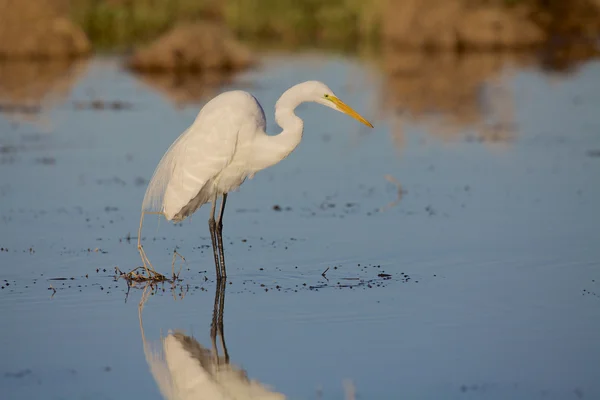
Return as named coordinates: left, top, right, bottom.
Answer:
left=216, top=193, right=228, bottom=279
left=209, top=278, right=220, bottom=361
left=208, top=196, right=221, bottom=280
left=216, top=278, right=229, bottom=363
left=209, top=278, right=228, bottom=364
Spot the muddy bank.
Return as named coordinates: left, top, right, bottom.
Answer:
left=382, top=0, right=600, bottom=50
left=0, top=0, right=90, bottom=59
left=1, top=0, right=597, bottom=69
left=69, top=0, right=600, bottom=51
left=126, top=22, right=255, bottom=73
left=1, top=0, right=599, bottom=59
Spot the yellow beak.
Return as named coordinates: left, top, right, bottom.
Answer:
left=330, top=96, right=374, bottom=128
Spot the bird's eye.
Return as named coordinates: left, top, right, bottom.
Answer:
left=324, top=94, right=329, bottom=98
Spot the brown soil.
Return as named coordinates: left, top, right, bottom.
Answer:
left=0, top=0, right=90, bottom=59
left=127, top=22, right=255, bottom=73
left=382, top=0, right=600, bottom=50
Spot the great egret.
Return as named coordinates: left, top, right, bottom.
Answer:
left=138, top=81, right=374, bottom=279
left=139, top=281, right=286, bottom=399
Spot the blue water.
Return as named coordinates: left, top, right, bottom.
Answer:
left=1, top=52, right=599, bottom=399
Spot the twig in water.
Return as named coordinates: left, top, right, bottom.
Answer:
left=48, top=284, right=57, bottom=298
left=115, top=265, right=168, bottom=284
left=321, top=267, right=330, bottom=280
left=124, top=279, right=131, bottom=304
left=171, top=248, right=186, bottom=280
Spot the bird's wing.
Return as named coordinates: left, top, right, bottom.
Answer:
left=142, top=106, right=240, bottom=220
left=142, top=127, right=190, bottom=214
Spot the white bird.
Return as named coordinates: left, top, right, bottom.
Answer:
left=137, top=81, right=373, bottom=279
left=139, top=282, right=286, bottom=400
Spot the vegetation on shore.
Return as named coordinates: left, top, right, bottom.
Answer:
left=71, top=0, right=382, bottom=50
left=70, top=0, right=600, bottom=50
left=0, top=0, right=598, bottom=60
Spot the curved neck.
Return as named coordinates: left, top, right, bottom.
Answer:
left=250, top=86, right=306, bottom=172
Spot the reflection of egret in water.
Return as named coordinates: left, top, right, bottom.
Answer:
left=380, top=51, right=526, bottom=151
left=0, top=59, right=88, bottom=129
left=138, top=281, right=286, bottom=399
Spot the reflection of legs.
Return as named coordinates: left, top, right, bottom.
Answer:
left=217, top=279, right=229, bottom=363
left=210, top=279, right=220, bottom=361
left=208, top=194, right=221, bottom=280
left=216, top=193, right=228, bottom=279
left=137, top=211, right=163, bottom=276
left=210, top=279, right=228, bottom=364
left=138, top=283, right=151, bottom=345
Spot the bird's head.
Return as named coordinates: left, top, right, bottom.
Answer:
left=305, top=81, right=374, bottom=128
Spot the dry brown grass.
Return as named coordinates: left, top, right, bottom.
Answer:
left=381, top=0, right=545, bottom=50
left=127, top=22, right=255, bottom=73
left=0, top=0, right=90, bottom=58
left=381, top=0, right=600, bottom=50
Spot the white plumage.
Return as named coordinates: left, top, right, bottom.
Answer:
left=137, top=81, right=373, bottom=279
left=139, top=284, right=286, bottom=400
left=142, top=331, right=286, bottom=400
left=142, top=91, right=266, bottom=222
left=163, top=332, right=285, bottom=400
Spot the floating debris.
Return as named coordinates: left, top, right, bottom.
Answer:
left=73, top=100, right=133, bottom=111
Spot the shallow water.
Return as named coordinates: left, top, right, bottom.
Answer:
left=1, top=52, right=600, bottom=400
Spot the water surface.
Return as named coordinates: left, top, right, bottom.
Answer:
left=1, top=52, right=599, bottom=399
